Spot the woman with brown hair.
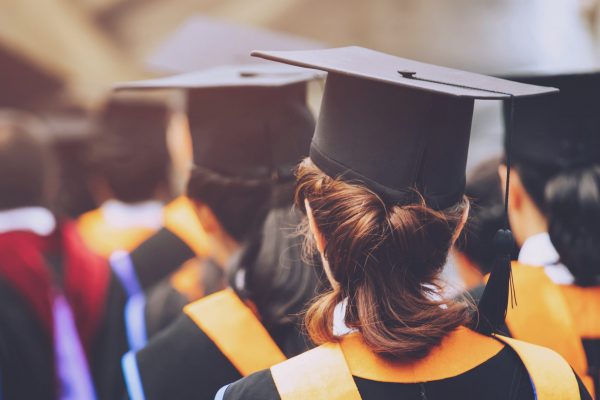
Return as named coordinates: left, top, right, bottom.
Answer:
left=217, top=47, right=590, bottom=400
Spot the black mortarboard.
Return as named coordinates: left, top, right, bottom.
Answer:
left=252, top=46, right=558, bottom=335
left=252, top=46, right=557, bottom=209
left=100, top=96, right=170, bottom=143
left=504, top=71, right=600, bottom=169
left=147, top=17, right=324, bottom=74
left=115, top=64, right=321, bottom=180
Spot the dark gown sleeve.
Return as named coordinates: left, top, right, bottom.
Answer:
left=220, top=370, right=280, bottom=400
left=90, top=273, right=129, bottom=400
left=0, top=280, right=55, bottom=400
left=130, top=228, right=195, bottom=290
left=123, top=313, right=242, bottom=400
left=143, top=280, right=188, bottom=339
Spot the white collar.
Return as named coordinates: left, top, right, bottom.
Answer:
left=100, top=200, right=164, bottom=230
left=0, top=207, right=56, bottom=236
left=332, top=298, right=358, bottom=337
left=518, top=232, right=575, bottom=285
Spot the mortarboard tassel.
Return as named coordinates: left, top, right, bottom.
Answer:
left=476, top=97, right=517, bottom=335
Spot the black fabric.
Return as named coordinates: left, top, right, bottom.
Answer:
left=309, top=73, right=474, bottom=209
left=144, top=258, right=224, bottom=340
left=583, top=338, right=600, bottom=399
left=143, top=279, right=188, bottom=339
left=130, top=228, right=195, bottom=290
left=90, top=274, right=129, bottom=400
left=0, top=267, right=129, bottom=400
left=187, top=84, right=314, bottom=179
left=223, top=347, right=592, bottom=400
left=134, top=313, right=242, bottom=400
left=0, top=278, right=55, bottom=400
left=506, top=73, right=600, bottom=169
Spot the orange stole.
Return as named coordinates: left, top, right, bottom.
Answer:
left=271, top=328, right=580, bottom=400
left=183, top=288, right=286, bottom=376
left=162, top=196, right=209, bottom=258
left=560, top=285, right=600, bottom=340
left=506, top=262, right=592, bottom=394
left=77, top=208, right=156, bottom=258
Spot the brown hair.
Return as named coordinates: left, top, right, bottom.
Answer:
left=295, top=158, right=472, bottom=360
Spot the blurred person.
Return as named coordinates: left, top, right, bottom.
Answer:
left=77, top=97, right=172, bottom=258
left=105, top=22, right=327, bottom=347
left=218, top=47, right=590, bottom=400
left=116, top=64, right=323, bottom=400
left=0, top=110, right=129, bottom=400
left=496, top=71, right=600, bottom=396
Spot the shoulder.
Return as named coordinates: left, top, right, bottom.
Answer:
left=220, top=369, right=280, bottom=400
left=125, top=313, right=240, bottom=400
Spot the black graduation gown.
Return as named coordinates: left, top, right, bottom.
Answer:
left=123, top=309, right=311, bottom=400
left=220, top=346, right=592, bottom=400
left=0, top=238, right=129, bottom=400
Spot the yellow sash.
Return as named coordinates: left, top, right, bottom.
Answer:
left=271, top=328, right=581, bottom=400
left=184, top=288, right=286, bottom=376
left=163, top=196, right=209, bottom=258
left=560, top=285, right=600, bottom=339
left=77, top=208, right=155, bottom=258
left=506, top=263, right=593, bottom=394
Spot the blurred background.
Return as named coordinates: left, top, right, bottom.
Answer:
left=3, top=0, right=600, bottom=289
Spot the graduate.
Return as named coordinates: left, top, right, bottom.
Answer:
left=217, top=46, right=590, bottom=400
left=77, top=97, right=172, bottom=258
left=491, top=71, right=600, bottom=397
left=116, top=64, right=323, bottom=400
left=0, top=110, right=128, bottom=400
left=107, top=21, right=325, bottom=346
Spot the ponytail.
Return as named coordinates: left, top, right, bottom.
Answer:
left=295, top=159, right=472, bottom=360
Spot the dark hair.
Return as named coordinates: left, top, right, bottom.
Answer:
left=456, top=156, right=514, bottom=274
left=0, top=111, right=55, bottom=210
left=232, top=206, right=325, bottom=356
left=295, top=158, right=472, bottom=360
left=186, top=166, right=274, bottom=242
left=516, top=160, right=600, bottom=286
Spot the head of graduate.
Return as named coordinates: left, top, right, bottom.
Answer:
left=501, top=71, right=600, bottom=287
left=86, top=95, right=172, bottom=205
left=115, top=64, right=319, bottom=246
left=251, top=46, right=558, bottom=358
left=0, top=110, right=57, bottom=211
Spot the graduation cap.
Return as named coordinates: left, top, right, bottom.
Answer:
left=147, top=16, right=324, bottom=73
left=115, top=64, right=321, bottom=180
left=503, top=71, right=600, bottom=169
left=252, top=46, right=558, bottom=334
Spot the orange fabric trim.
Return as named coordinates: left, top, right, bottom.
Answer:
left=341, top=327, right=503, bottom=382
left=76, top=208, right=155, bottom=258
left=183, top=288, right=286, bottom=376
left=272, top=341, right=361, bottom=400
left=496, top=335, right=580, bottom=400
left=272, top=327, right=502, bottom=400
left=560, top=285, right=600, bottom=339
left=506, top=262, right=589, bottom=388
left=273, top=328, right=581, bottom=400
left=163, top=196, right=209, bottom=258
left=169, top=258, right=205, bottom=302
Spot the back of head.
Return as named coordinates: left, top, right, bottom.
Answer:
left=516, top=161, right=600, bottom=286
left=456, top=156, right=509, bottom=275
left=0, top=110, right=53, bottom=210
left=231, top=205, right=324, bottom=355
left=296, top=159, right=471, bottom=360
left=89, top=97, right=171, bottom=203
left=506, top=72, right=600, bottom=285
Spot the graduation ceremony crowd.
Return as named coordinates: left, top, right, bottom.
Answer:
left=2, top=2, right=600, bottom=399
